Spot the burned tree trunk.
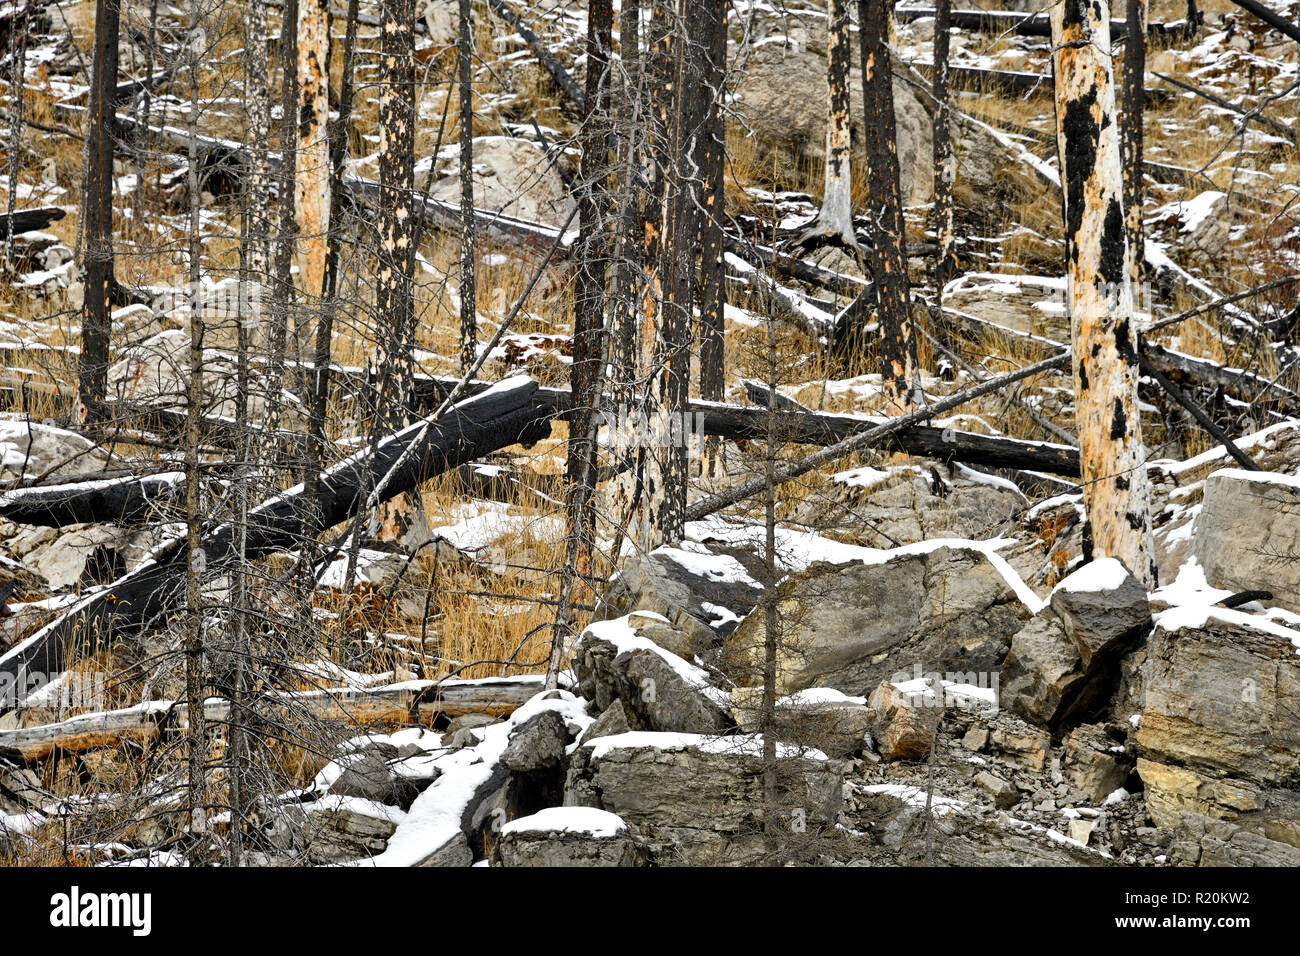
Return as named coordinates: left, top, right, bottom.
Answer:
left=78, top=0, right=120, bottom=424
left=564, top=0, right=613, bottom=582
left=294, top=0, right=331, bottom=324
left=1121, top=0, right=1146, bottom=296
left=458, top=0, right=477, bottom=371
left=796, top=0, right=857, bottom=252
left=696, top=0, right=727, bottom=418
left=245, top=0, right=273, bottom=345
left=932, top=0, right=957, bottom=295
left=856, top=0, right=922, bottom=411
left=377, top=0, right=418, bottom=420
left=1051, top=0, right=1157, bottom=586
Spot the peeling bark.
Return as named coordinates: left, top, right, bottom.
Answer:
left=857, top=0, right=922, bottom=412
left=799, top=0, right=857, bottom=251
left=294, top=0, right=331, bottom=327
left=1051, top=0, right=1156, bottom=587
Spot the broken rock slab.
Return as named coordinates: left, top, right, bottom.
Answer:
left=1191, top=468, right=1300, bottom=614
left=564, top=731, right=844, bottom=865
left=867, top=679, right=945, bottom=762
left=574, top=613, right=732, bottom=735
left=1000, top=558, right=1151, bottom=731
left=726, top=542, right=1035, bottom=698
left=492, top=807, right=648, bottom=867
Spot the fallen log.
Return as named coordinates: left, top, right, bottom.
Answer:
left=1143, top=342, right=1300, bottom=418
left=0, top=471, right=183, bottom=527
left=407, top=372, right=1083, bottom=476
left=1228, top=0, right=1300, bottom=44
left=0, top=377, right=552, bottom=683
left=487, top=0, right=586, bottom=113
left=1137, top=353, right=1262, bottom=472
left=894, top=5, right=1199, bottom=39
left=0, top=676, right=546, bottom=761
left=907, top=61, right=1173, bottom=102
left=0, top=206, right=65, bottom=237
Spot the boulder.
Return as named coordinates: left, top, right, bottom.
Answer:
left=0, top=417, right=110, bottom=482
left=867, top=679, right=944, bottom=762
left=1000, top=559, right=1151, bottom=730
left=792, top=461, right=1028, bottom=547
left=726, top=544, right=1033, bottom=697
left=302, top=796, right=404, bottom=864
left=602, top=542, right=765, bottom=658
left=564, top=732, right=844, bottom=865
left=1136, top=608, right=1300, bottom=829
left=1061, top=723, right=1133, bottom=803
left=574, top=614, right=732, bottom=734
left=492, top=808, right=648, bottom=867
left=731, top=686, right=873, bottom=757
left=500, top=709, right=569, bottom=773
left=988, top=715, right=1052, bottom=772
left=428, top=137, right=575, bottom=228
left=730, top=42, right=933, bottom=206
left=575, top=700, right=633, bottom=748
left=1191, top=468, right=1300, bottom=614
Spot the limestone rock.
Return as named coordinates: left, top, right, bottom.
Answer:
left=1061, top=723, right=1133, bottom=803
left=428, top=137, right=575, bottom=228
left=564, top=732, right=844, bottom=865
left=726, top=544, right=1033, bottom=697
left=1192, top=468, right=1300, bottom=614
left=574, top=614, right=732, bottom=734
left=500, top=709, right=569, bottom=773
left=492, top=808, right=648, bottom=867
left=303, top=796, right=403, bottom=864
left=867, top=679, right=944, bottom=762
left=1000, top=559, right=1151, bottom=730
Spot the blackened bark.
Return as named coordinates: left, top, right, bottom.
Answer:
left=458, top=0, right=477, bottom=371
left=78, top=0, right=120, bottom=424
left=857, top=0, right=922, bottom=411
left=932, top=0, right=957, bottom=296
left=696, top=0, right=727, bottom=410
left=1121, top=0, right=1146, bottom=296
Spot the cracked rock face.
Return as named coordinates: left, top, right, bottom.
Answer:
left=726, top=546, right=1032, bottom=697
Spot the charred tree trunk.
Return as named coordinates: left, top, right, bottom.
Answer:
left=1051, top=0, right=1156, bottom=586
left=797, top=0, right=856, bottom=251
left=78, top=0, right=120, bottom=424
left=696, top=0, right=727, bottom=454
left=458, top=0, right=477, bottom=371
left=294, top=0, right=331, bottom=325
left=563, top=0, right=613, bottom=589
left=377, top=0, right=418, bottom=422
left=856, top=0, right=922, bottom=411
left=1121, top=0, right=1146, bottom=298
left=932, top=0, right=957, bottom=296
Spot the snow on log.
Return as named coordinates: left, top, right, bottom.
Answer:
left=0, top=471, right=183, bottom=527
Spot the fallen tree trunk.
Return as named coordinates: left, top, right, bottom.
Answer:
left=407, top=372, right=1082, bottom=476
left=0, top=471, right=183, bottom=527
left=0, top=378, right=551, bottom=683
left=907, top=61, right=1173, bottom=101
left=0, top=205, right=65, bottom=236
left=893, top=5, right=1199, bottom=39
left=486, top=0, right=587, bottom=112
left=0, top=676, right=546, bottom=761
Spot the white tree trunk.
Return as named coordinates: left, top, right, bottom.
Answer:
left=1051, top=0, right=1157, bottom=586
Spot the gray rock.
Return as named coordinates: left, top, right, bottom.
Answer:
left=303, top=798, right=401, bottom=863
left=574, top=621, right=732, bottom=734
left=1061, top=723, right=1132, bottom=804
left=1000, top=560, right=1150, bottom=730
left=988, top=715, right=1051, bottom=772
left=1192, top=469, right=1300, bottom=614
left=500, top=710, right=569, bottom=773
left=328, top=751, right=416, bottom=807
left=976, top=771, right=1020, bottom=809
left=575, top=701, right=633, bottom=748
left=867, top=679, right=943, bottom=762
left=491, top=811, right=649, bottom=867
left=726, top=546, right=1032, bottom=697
left=565, top=733, right=844, bottom=866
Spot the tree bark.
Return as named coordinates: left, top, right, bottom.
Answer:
left=78, top=0, right=120, bottom=424
left=294, top=0, right=331, bottom=325
left=244, top=0, right=272, bottom=347
left=798, top=0, right=856, bottom=251
left=1051, top=0, right=1156, bottom=586
left=932, top=0, right=957, bottom=296
left=696, top=0, right=727, bottom=439
left=1121, top=0, right=1146, bottom=299
left=857, top=0, right=922, bottom=411
left=458, top=0, right=477, bottom=371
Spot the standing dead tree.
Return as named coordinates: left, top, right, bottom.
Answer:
left=793, top=0, right=857, bottom=253
left=1051, top=0, right=1157, bottom=586
left=78, top=0, right=120, bottom=424
left=1121, top=0, right=1147, bottom=296
left=857, top=0, right=923, bottom=412
left=932, top=0, right=956, bottom=295
left=696, top=0, right=727, bottom=476
left=295, top=0, right=332, bottom=331
left=458, top=0, right=477, bottom=371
